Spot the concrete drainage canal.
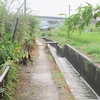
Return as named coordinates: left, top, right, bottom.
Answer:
left=43, top=38, right=100, bottom=100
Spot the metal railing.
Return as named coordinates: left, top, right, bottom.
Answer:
left=0, top=66, right=10, bottom=98
left=0, top=66, right=10, bottom=83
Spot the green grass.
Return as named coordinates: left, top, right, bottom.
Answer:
left=47, top=54, right=53, bottom=60
left=51, top=30, right=100, bottom=62
left=71, top=31, right=100, bottom=43
left=29, top=90, right=35, bottom=95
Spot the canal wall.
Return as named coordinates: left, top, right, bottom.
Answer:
left=44, top=38, right=100, bottom=96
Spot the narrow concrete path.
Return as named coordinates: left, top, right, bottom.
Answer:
left=31, top=38, right=60, bottom=100
left=14, top=38, right=61, bottom=100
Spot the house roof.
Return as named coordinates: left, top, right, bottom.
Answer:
left=40, top=26, right=50, bottom=30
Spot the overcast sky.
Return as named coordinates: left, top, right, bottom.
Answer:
left=18, top=0, right=100, bottom=17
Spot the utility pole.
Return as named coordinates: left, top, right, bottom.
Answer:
left=68, top=5, right=70, bottom=16
left=24, top=0, right=26, bottom=16
left=68, top=4, right=70, bottom=39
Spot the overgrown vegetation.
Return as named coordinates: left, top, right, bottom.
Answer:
left=64, top=2, right=100, bottom=38
left=0, top=0, right=38, bottom=99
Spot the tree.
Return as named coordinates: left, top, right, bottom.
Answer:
left=64, top=2, right=94, bottom=38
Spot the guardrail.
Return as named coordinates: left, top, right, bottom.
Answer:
left=0, top=66, right=10, bottom=83
left=0, top=66, right=10, bottom=98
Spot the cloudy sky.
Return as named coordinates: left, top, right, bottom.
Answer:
left=17, top=0, right=100, bottom=17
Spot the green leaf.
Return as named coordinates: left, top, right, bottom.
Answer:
left=96, top=21, right=100, bottom=27
left=0, top=87, right=5, bottom=93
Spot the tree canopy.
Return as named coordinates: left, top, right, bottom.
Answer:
left=64, top=2, right=100, bottom=38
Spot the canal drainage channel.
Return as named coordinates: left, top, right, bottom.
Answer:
left=47, top=44, right=99, bottom=100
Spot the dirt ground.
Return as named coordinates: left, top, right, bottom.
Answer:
left=14, top=38, right=75, bottom=100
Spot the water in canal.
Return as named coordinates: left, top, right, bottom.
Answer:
left=49, top=45, right=99, bottom=100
